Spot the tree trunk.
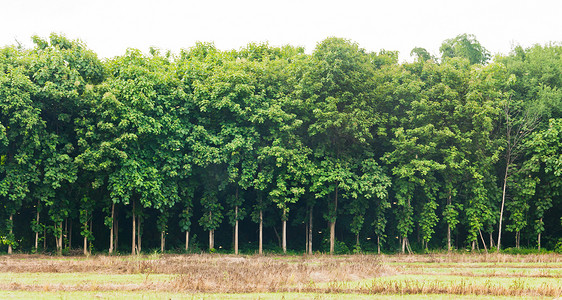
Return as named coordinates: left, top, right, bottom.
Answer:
left=377, top=235, right=381, bottom=254
left=538, top=232, right=541, bottom=252
left=234, top=206, right=239, bottom=255
left=401, top=236, right=406, bottom=254
left=308, top=206, right=313, bottom=255
left=273, top=225, right=281, bottom=248
left=208, top=210, right=214, bottom=251
left=43, top=226, right=47, bottom=250
left=259, top=209, right=263, bottom=255
left=330, top=185, right=338, bottom=255
left=161, top=230, right=165, bottom=253
left=35, top=200, right=40, bottom=252
left=114, top=208, right=119, bottom=252
left=447, top=224, right=452, bottom=252
left=137, top=215, right=142, bottom=254
left=446, top=201, right=452, bottom=253
left=305, top=220, right=309, bottom=254
left=132, top=201, right=136, bottom=255
left=8, top=214, right=13, bottom=254
left=185, top=231, right=189, bottom=252
left=329, top=221, right=336, bottom=254
left=83, top=211, right=88, bottom=256
left=516, top=231, right=520, bottom=249
left=57, top=221, right=63, bottom=255
left=282, top=217, right=287, bottom=254
left=65, top=218, right=68, bottom=249
left=109, top=203, right=115, bottom=254
left=405, top=237, right=412, bottom=254
left=497, top=164, right=509, bottom=252
left=538, top=218, right=542, bottom=251
left=69, top=219, right=73, bottom=250
left=479, top=229, right=488, bottom=253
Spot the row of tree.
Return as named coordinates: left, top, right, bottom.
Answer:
left=1, top=34, right=561, bottom=255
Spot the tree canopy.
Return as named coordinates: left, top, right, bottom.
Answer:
left=1, top=33, right=561, bottom=255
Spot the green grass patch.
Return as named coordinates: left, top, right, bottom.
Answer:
left=0, top=272, right=173, bottom=285
left=404, top=266, right=562, bottom=276
left=322, top=274, right=562, bottom=289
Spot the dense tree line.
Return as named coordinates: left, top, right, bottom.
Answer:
left=1, top=34, right=561, bottom=255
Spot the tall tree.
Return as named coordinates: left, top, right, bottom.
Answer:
left=301, top=38, right=382, bottom=254
left=440, top=33, right=490, bottom=65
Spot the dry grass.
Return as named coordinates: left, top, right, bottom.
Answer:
left=377, top=253, right=562, bottom=264
left=0, top=253, right=561, bottom=297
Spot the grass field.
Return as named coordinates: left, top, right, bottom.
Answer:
left=0, top=253, right=560, bottom=299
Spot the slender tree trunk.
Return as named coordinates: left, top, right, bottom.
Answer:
left=273, top=225, right=281, bottom=248
left=516, top=231, right=520, bottom=249
left=83, top=211, right=88, bottom=256
left=538, top=233, right=541, bottom=252
left=65, top=218, right=68, bottom=249
left=447, top=224, right=452, bottom=252
left=329, top=221, right=336, bottom=254
left=109, top=202, right=115, bottom=254
left=447, top=195, right=452, bottom=252
left=282, top=216, right=287, bottom=254
left=137, top=215, right=142, bottom=254
left=43, top=226, right=47, bottom=250
left=69, top=219, right=73, bottom=250
left=57, top=221, right=63, bottom=255
left=330, top=185, right=338, bottom=255
left=497, top=164, right=509, bottom=252
left=308, top=206, right=314, bottom=255
left=259, top=209, right=263, bottom=255
left=479, top=229, right=488, bottom=253
left=538, top=218, right=542, bottom=251
left=35, top=200, right=40, bottom=252
left=405, top=237, right=412, bottom=254
left=401, top=236, right=406, bottom=254
left=8, top=214, right=13, bottom=254
left=132, top=201, right=136, bottom=255
left=114, top=208, right=119, bottom=252
left=185, top=231, right=189, bottom=251
left=208, top=210, right=214, bottom=250
left=377, top=235, right=381, bottom=254
left=234, top=206, right=239, bottom=255
left=305, top=220, right=309, bottom=254
left=489, top=231, right=494, bottom=250
left=54, top=223, right=58, bottom=254
left=161, top=230, right=165, bottom=253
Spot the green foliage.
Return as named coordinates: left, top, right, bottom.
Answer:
left=1, top=34, right=562, bottom=255
left=440, top=33, right=490, bottom=65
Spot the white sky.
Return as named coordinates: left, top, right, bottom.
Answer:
left=1, top=0, right=561, bottom=61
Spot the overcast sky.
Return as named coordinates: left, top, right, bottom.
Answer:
left=1, top=0, right=561, bottom=61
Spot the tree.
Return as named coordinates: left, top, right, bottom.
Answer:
left=410, top=47, right=433, bottom=62
left=301, top=37, right=382, bottom=254
left=497, top=94, right=541, bottom=251
left=527, top=118, right=562, bottom=250
left=440, top=34, right=490, bottom=65
left=77, top=48, right=183, bottom=254
left=0, top=46, right=43, bottom=253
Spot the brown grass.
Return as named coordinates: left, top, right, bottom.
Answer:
left=377, top=253, right=562, bottom=264
left=0, top=253, right=561, bottom=297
